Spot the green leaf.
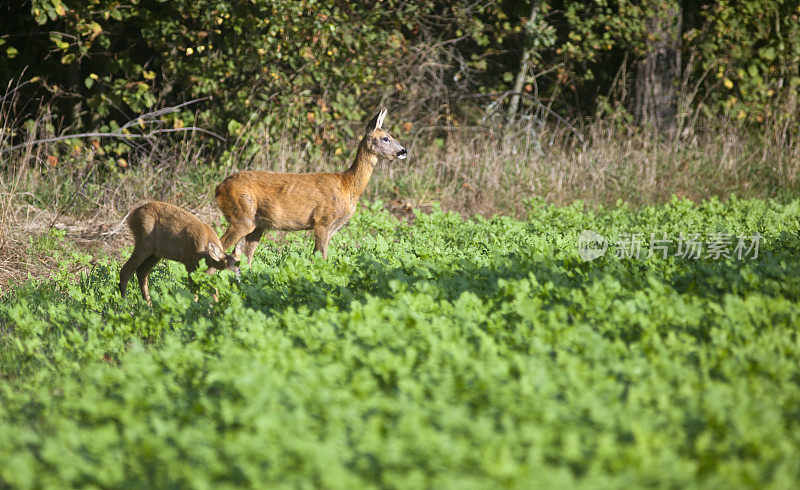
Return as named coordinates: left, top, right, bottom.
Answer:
left=758, top=47, right=776, bottom=61
left=227, top=119, right=242, bottom=134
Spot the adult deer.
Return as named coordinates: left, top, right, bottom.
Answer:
left=214, top=109, right=406, bottom=262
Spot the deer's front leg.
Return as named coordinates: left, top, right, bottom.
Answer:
left=313, top=225, right=331, bottom=259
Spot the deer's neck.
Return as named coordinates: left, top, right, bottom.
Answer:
left=342, top=142, right=377, bottom=200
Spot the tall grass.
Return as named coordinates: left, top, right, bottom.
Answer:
left=1, top=99, right=799, bottom=249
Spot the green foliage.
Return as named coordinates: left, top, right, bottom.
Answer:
left=559, top=0, right=651, bottom=61
left=4, top=0, right=421, bottom=153
left=2, top=198, right=800, bottom=486
left=547, top=0, right=800, bottom=123
left=696, top=0, right=800, bottom=123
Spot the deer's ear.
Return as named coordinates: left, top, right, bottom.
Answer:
left=376, top=109, right=387, bottom=129
left=366, top=108, right=387, bottom=132
left=207, top=242, right=226, bottom=261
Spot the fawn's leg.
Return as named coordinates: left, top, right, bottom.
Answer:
left=183, top=260, right=206, bottom=302
left=119, top=247, right=151, bottom=298
left=135, top=255, right=160, bottom=304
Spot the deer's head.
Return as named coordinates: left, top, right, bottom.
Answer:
left=207, top=242, right=241, bottom=278
left=363, top=109, right=407, bottom=160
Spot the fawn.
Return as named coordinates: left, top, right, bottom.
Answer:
left=119, top=201, right=239, bottom=303
left=214, top=108, right=406, bottom=261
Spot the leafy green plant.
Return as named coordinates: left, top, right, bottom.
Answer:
left=2, top=197, right=800, bottom=486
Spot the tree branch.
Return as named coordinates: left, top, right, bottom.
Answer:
left=0, top=97, right=224, bottom=155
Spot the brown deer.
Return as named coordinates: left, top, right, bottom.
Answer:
left=118, top=201, right=240, bottom=303
left=214, top=108, right=406, bottom=262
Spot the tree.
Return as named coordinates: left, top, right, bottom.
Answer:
left=632, top=1, right=682, bottom=133
left=507, top=2, right=539, bottom=120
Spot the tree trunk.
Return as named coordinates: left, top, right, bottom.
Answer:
left=507, top=1, right=539, bottom=120
left=633, top=1, right=682, bottom=133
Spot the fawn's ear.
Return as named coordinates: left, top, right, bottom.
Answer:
left=207, top=242, right=226, bottom=261
left=366, top=108, right=387, bottom=132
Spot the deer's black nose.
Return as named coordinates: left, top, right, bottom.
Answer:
left=396, top=148, right=407, bottom=159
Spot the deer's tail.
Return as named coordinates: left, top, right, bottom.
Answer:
left=102, top=210, right=133, bottom=236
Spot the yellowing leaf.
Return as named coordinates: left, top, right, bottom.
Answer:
left=90, top=22, right=103, bottom=40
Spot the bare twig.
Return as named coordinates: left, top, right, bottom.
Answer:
left=466, top=90, right=620, bottom=183
left=0, top=98, right=224, bottom=155
left=463, top=91, right=588, bottom=145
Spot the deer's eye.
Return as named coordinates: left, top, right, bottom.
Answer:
left=381, top=137, right=389, bottom=142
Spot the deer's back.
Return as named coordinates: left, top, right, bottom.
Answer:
left=127, top=202, right=215, bottom=261
left=215, top=171, right=353, bottom=231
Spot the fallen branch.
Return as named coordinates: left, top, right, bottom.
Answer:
left=0, top=97, right=225, bottom=155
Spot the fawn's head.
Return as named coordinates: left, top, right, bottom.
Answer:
left=363, top=109, right=407, bottom=160
left=207, top=242, right=241, bottom=278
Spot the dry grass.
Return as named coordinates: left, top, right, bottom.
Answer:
left=1, top=104, right=799, bottom=290
left=0, top=207, right=129, bottom=296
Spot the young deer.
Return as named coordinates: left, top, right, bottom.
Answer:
left=215, top=108, right=406, bottom=261
left=119, top=201, right=239, bottom=303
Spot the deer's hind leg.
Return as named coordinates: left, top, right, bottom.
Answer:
left=119, top=245, right=152, bottom=298
left=135, top=255, right=161, bottom=304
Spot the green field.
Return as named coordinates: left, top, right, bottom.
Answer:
left=2, top=197, right=800, bottom=488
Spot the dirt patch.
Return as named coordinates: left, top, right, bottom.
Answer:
left=0, top=208, right=132, bottom=297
